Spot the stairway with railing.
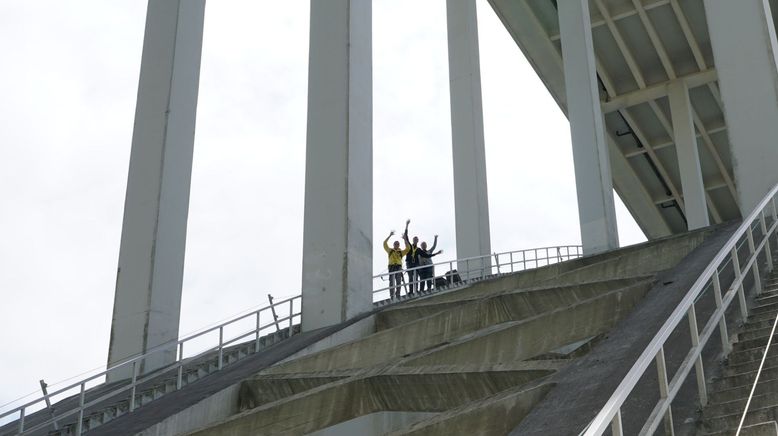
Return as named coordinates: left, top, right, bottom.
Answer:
left=0, top=244, right=582, bottom=436
left=580, top=183, right=778, bottom=435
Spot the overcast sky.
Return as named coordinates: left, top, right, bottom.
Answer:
left=0, top=0, right=645, bottom=411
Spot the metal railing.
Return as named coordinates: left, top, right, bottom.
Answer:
left=1, top=243, right=583, bottom=434
left=0, top=294, right=301, bottom=435
left=583, top=183, right=778, bottom=435
left=372, top=245, right=583, bottom=301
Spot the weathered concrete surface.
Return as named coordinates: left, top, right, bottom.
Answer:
left=237, top=375, right=345, bottom=410
left=311, top=412, right=436, bottom=436
left=265, top=280, right=651, bottom=374
left=376, top=276, right=652, bottom=331
left=187, top=369, right=552, bottom=435
left=510, top=222, right=738, bottom=436
left=393, top=382, right=554, bottom=436
left=741, top=421, right=778, bottom=436
left=408, top=229, right=708, bottom=306
left=403, top=281, right=650, bottom=367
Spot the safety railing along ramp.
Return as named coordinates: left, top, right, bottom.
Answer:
left=568, top=182, right=778, bottom=436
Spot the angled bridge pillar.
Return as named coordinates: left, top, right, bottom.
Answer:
left=108, top=0, right=205, bottom=381
left=301, top=0, right=373, bottom=331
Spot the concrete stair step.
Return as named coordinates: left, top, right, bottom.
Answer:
left=750, top=310, right=778, bottom=324
left=740, top=325, right=778, bottom=342
left=757, top=293, right=778, bottom=305
left=751, top=301, right=778, bottom=315
left=726, top=354, right=778, bottom=377
left=744, top=318, right=778, bottom=333
left=734, top=334, right=778, bottom=353
left=702, top=420, right=778, bottom=436
left=713, top=366, right=778, bottom=391
left=703, top=391, right=778, bottom=419
left=702, top=405, right=778, bottom=434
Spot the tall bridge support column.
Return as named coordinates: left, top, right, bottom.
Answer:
left=446, top=0, right=492, bottom=270
left=301, top=0, right=372, bottom=331
left=107, top=0, right=205, bottom=381
left=705, top=0, right=778, bottom=214
left=558, top=0, right=619, bottom=255
left=668, top=81, right=710, bottom=230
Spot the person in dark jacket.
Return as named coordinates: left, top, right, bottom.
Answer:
left=403, top=219, right=420, bottom=294
left=417, top=236, right=441, bottom=291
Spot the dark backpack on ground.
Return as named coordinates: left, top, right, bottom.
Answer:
left=445, top=269, right=462, bottom=285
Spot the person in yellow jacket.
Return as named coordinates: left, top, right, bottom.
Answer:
left=384, top=230, right=410, bottom=299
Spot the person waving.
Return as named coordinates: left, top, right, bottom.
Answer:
left=383, top=230, right=409, bottom=299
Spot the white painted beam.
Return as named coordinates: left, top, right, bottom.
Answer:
left=301, top=0, right=372, bottom=331
left=446, top=0, right=492, bottom=265
left=559, top=0, right=619, bottom=254
left=601, top=69, right=717, bottom=114
left=107, top=0, right=205, bottom=381
left=705, top=0, right=778, bottom=214
left=669, top=81, right=710, bottom=230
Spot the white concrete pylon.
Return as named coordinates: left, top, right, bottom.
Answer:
left=668, top=81, right=710, bottom=230
left=558, top=0, right=620, bottom=255
left=704, top=0, right=778, bottom=215
left=446, top=0, right=492, bottom=266
left=301, top=0, right=372, bottom=331
left=107, top=0, right=205, bottom=381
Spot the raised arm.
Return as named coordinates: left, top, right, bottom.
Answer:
left=429, top=235, right=438, bottom=252
left=383, top=231, right=394, bottom=253
left=419, top=249, right=443, bottom=259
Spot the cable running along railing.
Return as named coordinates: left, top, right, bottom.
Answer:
left=1, top=244, right=582, bottom=434
left=371, top=245, right=583, bottom=301
left=583, top=182, right=778, bottom=435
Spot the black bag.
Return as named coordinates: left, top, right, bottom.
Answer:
left=445, top=269, right=462, bottom=285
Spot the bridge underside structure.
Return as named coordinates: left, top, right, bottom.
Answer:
left=488, top=0, right=778, bottom=239
left=102, top=0, right=778, bottom=394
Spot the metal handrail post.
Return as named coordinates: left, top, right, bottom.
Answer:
left=254, top=310, right=262, bottom=353
left=731, top=247, right=749, bottom=321
left=687, top=305, right=708, bottom=407
left=129, top=362, right=138, bottom=412
left=176, top=343, right=184, bottom=390
left=761, top=211, right=774, bottom=270
left=712, top=271, right=731, bottom=354
left=611, top=410, right=623, bottom=436
left=655, top=347, right=675, bottom=435
left=75, top=383, right=85, bottom=435
left=522, top=251, right=526, bottom=270
left=773, top=198, right=778, bottom=223
left=509, top=252, right=514, bottom=273
left=288, top=299, right=294, bottom=335
left=218, top=326, right=224, bottom=370
left=17, top=407, right=24, bottom=433
left=747, top=227, right=763, bottom=295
